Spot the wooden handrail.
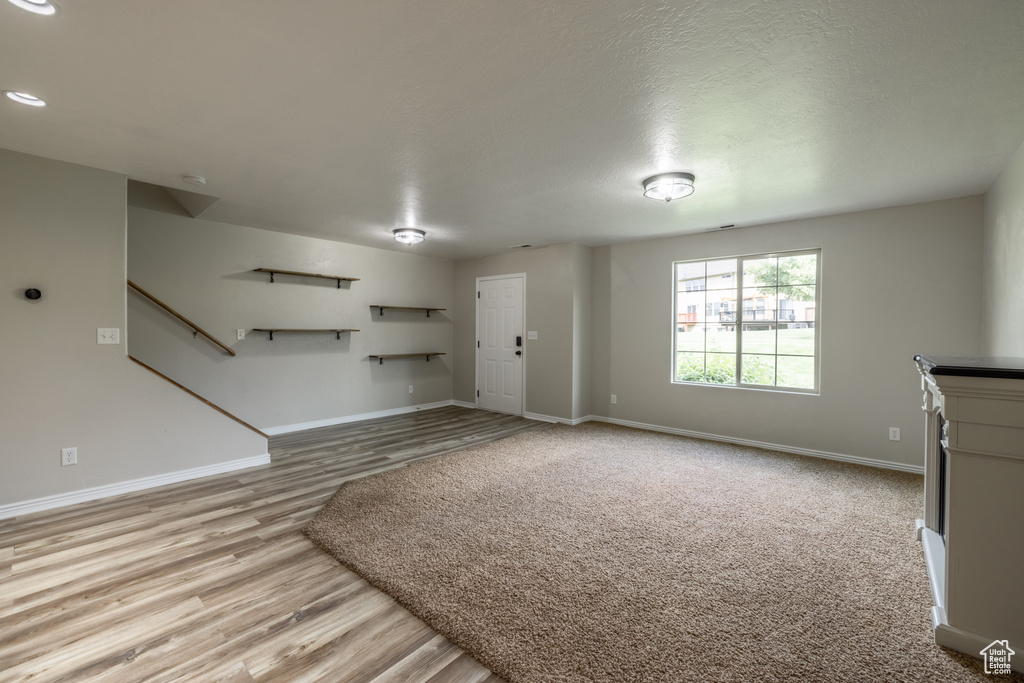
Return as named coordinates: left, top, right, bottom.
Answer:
left=128, top=280, right=236, bottom=357
left=129, top=356, right=268, bottom=439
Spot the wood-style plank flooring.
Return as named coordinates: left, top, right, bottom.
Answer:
left=0, top=407, right=548, bottom=682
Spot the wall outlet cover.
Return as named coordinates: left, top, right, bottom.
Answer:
left=889, top=427, right=901, bottom=442
left=527, top=331, right=538, bottom=340
left=237, top=329, right=246, bottom=340
left=97, top=328, right=120, bottom=344
left=61, top=447, right=77, bottom=466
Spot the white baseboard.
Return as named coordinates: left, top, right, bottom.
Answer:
left=523, top=412, right=591, bottom=426
left=0, top=454, right=271, bottom=521
left=452, top=400, right=476, bottom=409
left=263, top=400, right=458, bottom=435
left=577, top=416, right=925, bottom=474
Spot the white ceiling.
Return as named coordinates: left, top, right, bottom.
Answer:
left=3, top=0, right=1023, bottom=260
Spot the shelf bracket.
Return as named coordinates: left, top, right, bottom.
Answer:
left=268, top=272, right=275, bottom=284
left=192, top=329, right=199, bottom=339
left=379, top=306, right=385, bottom=316
left=426, top=310, right=431, bottom=318
left=426, top=354, right=430, bottom=361
left=378, top=356, right=384, bottom=365
left=267, top=330, right=275, bottom=341
left=336, top=331, right=342, bottom=340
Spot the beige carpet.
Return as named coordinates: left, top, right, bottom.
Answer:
left=306, top=422, right=1019, bottom=682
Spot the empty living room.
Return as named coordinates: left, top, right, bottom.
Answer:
left=2, top=1, right=1023, bottom=681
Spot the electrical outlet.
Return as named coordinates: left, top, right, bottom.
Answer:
left=611, top=394, right=617, bottom=404
left=889, top=427, right=901, bottom=442
left=408, top=385, right=414, bottom=394
left=61, top=447, right=77, bottom=466
left=237, top=329, right=246, bottom=340
left=97, top=328, right=120, bottom=344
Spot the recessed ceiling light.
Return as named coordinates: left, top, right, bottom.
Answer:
left=393, top=228, right=426, bottom=245
left=4, top=91, right=46, bottom=106
left=7, top=0, right=58, bottom=16
left=642, top=172, right=696, bottom=202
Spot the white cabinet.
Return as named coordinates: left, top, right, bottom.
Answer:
left=914, top=355, right=1024, bottom=673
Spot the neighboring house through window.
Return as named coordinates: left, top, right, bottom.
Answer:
left=673, top=250, right=820, bottom=392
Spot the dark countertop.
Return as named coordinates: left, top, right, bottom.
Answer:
left=914, top=355, right=1024, bottom=380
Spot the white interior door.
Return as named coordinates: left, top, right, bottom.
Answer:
left=477, top=275, right=524, bottom=415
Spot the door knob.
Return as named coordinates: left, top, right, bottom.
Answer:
left=516, top=350, right=522, bottom=356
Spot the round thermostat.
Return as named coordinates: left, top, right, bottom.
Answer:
left=25, top=288, right=42, bottom=300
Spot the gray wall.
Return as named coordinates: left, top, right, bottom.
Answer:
left=983, top=140, right=1024, bottom=356
left=454, top=244, right=578, bottom=420
left=1, top=149, right=267, bottom=509
left=127, top=206, right=454, bottom=431
left=572, top=244, right=593, bottom=421
left=593, top=197, right=985, bottom=469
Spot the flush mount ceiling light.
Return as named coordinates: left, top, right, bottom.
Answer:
left=642, top=172, right=696, bottom=202
left=393, top=228, right=425, bottom=245
left=4, top=91, right=46, bottom=106
left=7, top=0, right=57, bottom=15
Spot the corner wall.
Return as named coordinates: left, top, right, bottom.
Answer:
left=0, top=149, right=267, bottom=513
left=127, top=206, right=454, bottom=432
left=983, top=140, right=1024, bottom=356
left=597, top=197, right=984, bottom=469
left=454, top=244, right=578, bottom=420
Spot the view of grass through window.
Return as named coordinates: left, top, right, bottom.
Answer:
left=674, top=250, right=819, bottom=391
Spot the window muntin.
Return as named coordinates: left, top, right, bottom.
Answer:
left=673, top=250, right=819, bottom=392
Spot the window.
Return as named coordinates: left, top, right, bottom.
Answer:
left=673, top=250, right=820, bottom=392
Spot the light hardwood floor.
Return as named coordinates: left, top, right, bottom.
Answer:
left=0, top=407, right=548, bottom=682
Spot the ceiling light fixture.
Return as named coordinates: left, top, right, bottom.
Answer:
left=7, top=0, right=57, bottom=15
left=4, top=91, right=46, bottom=106
left=393, top=228, right=425, bottom=245
left=642, top=172, right=695, bottom=202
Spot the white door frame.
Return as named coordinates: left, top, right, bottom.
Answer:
left=475, top=273, right=526, bottom=415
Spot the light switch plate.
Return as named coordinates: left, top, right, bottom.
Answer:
left=527, top=331, right=538, bottom=340
left=97, top=328, right=120, bottom=344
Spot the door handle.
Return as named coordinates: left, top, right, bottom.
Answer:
left=516, top=335, right=522, bottom=347
left=516, top=350, right=522, bottom=356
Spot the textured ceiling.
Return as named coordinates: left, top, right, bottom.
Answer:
left=2, top=0, right=1023, bottom=260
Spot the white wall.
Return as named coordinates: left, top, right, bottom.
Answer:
left=572, top=244, right=593, bottom=421
left=454, top=244, right=578, bottom=420
left=593, top=197, right=984, bottom=469
left=983, top=140, right=1024, bottom=356
left=0, top=149, right=267, bottom=512
left=127, top=204, right=454, bottom=432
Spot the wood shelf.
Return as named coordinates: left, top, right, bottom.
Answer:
left=254, top=268, right=359, bottom=288
left=252, top=328, right=359, bottom=341
left=369, top=353, right=446, bottom=365
left=370, top=305, right=447, bottom=317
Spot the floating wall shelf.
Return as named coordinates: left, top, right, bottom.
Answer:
left=252, top=328, right=359, bottom=341
left=369, top=353, right=446, bottom=365
left=254, top=268, right=359, bottom=288
left=370, top=305, right=447, bottom=317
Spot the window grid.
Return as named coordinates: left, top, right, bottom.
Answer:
left=674, top=250, right=820, bottom=393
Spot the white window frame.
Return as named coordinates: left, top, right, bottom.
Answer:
left=672, top=249, right=821, bottom=394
